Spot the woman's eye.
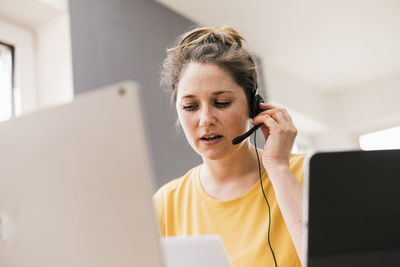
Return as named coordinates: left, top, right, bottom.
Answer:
left=182, top=105, right=198, bottom=111
left=214, top=102, right=231, bottom=108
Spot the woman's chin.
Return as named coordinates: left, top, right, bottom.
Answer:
left=193, top=138, right=240, bottom=161
left=199, top=147, right=233, bottom=161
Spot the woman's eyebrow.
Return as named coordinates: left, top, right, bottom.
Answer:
left=213, top=90, right=234, bottom=96
left=181, top=91, right=234, bottom=99
left=182, top=95, right=196, bottom=99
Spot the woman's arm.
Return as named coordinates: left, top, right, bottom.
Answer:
left=266, top=164, right=303, bottom=264
left=252, top=103, right=304, bottom=265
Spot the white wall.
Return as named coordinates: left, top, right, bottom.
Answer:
left=0, top=18, right=37, bottom=115
left=316, top=75, right=400, bottom=150
left=335, top=74, right=400, bottom=135
left=264, top=64, right=328, bottom=135
left=264, top=62, right=400, bottom=151
left=36, top=13, right=73, bottom=108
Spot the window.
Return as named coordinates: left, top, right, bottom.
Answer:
left=0, top=41, right=15, bottom=122
left=359, top=126, right=400, bottom=150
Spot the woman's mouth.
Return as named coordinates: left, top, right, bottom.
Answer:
left=200, top=135, right=223, bottom=145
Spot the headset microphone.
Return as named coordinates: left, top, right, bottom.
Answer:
left=232, top=92, right=264, bottom=145
left=232, top=124, right=261, bottom=144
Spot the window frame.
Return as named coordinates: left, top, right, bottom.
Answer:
left=0, top=40, right=16, bottom=118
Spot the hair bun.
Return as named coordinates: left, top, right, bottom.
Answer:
left=171, top=26, right=245, bottom=51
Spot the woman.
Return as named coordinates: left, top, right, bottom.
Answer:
left=154, top=26, right=304, bottom=267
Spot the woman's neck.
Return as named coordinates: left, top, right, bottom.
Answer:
left=201, top=142, right=264, bottom=185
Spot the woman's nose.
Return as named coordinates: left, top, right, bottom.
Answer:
left=199, top=108, right=216, bottom=128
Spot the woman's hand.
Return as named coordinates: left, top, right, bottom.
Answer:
left=252, top=103, right=297, bottom=171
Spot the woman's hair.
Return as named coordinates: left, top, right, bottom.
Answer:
left=160, top=26, right=259, bottom=116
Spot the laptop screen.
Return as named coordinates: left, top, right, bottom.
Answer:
left=306, top=150, right=400, bottom=267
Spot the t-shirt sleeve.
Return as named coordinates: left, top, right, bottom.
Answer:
left=290, top=153, right=306, bottom=184
left=152, top=177, right=182, bottom=236
left=153, top=187, right=166, bottom=236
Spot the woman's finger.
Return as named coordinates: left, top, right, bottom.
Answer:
left=259, top=103, right=294, bottom=124
left=261, top=109, right=287, bottom=124
left=253, top=114, right=278, bottom=131
left=259, top=103, right=277, bottom=110
left=254, top=111, right=298, bottom=138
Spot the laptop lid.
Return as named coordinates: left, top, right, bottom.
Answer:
left=0, top=82, right=163, bottom=267
left=303, top=150, right=400, bottom=267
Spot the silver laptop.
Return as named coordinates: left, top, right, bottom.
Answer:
left=0, top=81, right=232, bottom=267
left=0, top=82, right=163, bottom=267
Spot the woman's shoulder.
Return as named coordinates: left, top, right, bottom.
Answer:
left=153, top=165, right=201, bottom=200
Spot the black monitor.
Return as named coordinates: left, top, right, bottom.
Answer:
left=305, top=149, right=400, bottom=267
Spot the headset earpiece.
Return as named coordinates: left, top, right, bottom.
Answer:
left=232, top=91, right=264, bottom=145
left=250, top=93, right=264, bottom=118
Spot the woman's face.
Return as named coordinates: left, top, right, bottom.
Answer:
left=176, top=62, right=250, bottom=160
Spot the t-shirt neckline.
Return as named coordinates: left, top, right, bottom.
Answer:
left=194, top=164, right=270, bottom=206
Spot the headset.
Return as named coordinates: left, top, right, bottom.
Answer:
left=231, top=91, right=264, bottom=145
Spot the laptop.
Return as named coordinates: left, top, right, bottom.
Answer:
left=0, top=81, right=232, bottom=267
left=0, top=81, right=163, bottom=267
left=160, top=235, right=232, bottom=267
left=303, top=150, right=400, bottom=267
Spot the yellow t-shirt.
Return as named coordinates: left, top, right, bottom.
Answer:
left=153, top=153, right=305, bottom=267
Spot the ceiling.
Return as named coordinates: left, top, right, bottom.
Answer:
left=2, top=0, right=399, bottom=92
left=0, top=0, right=67, bottom=30
left=156, top=0, right=400, bottom=92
